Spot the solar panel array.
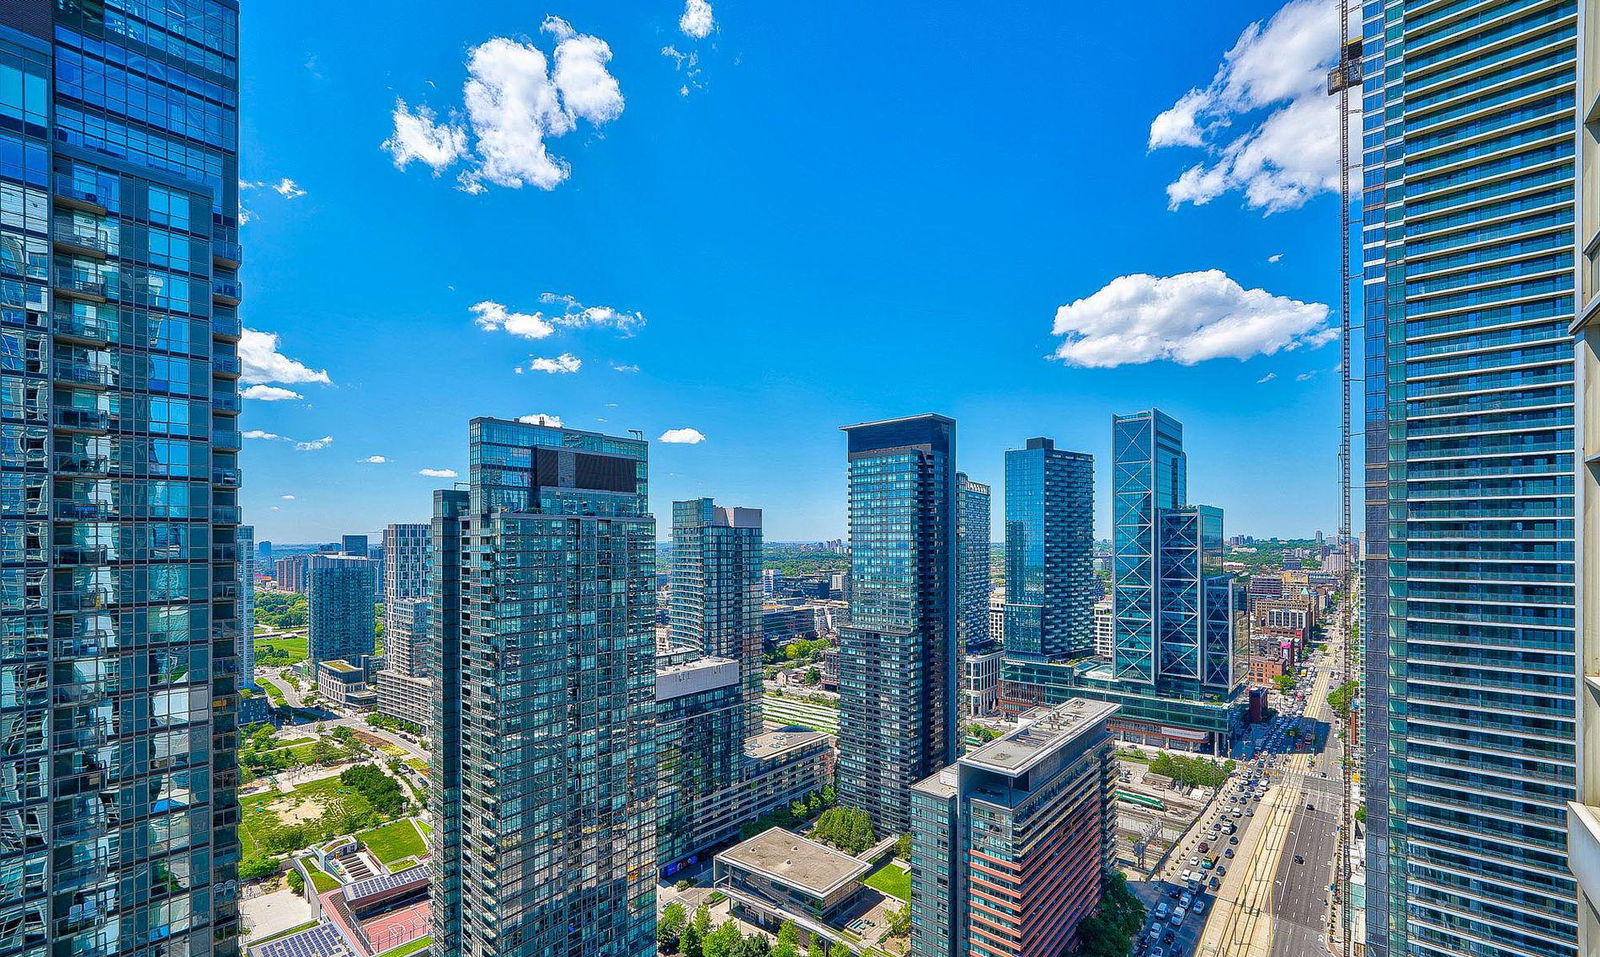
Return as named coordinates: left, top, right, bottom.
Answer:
left=253, top=923, right=349, bottom=957
left=345, top=864, right=428, bottom=906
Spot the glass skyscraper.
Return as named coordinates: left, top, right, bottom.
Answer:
left=0, top=1, right=243, bottom=955
left=1111, top=410, right=1186, bottom=686
left=1361, top=4, right=1580, bottom=956
left=955, top=473, right=991, bottom=653
left=305, top=552, right=374, bottom=672
left=429, top=417, right=657, bottom=957
left=1003, top=437, right=1095, bottom=661
left=837, top=414, right=957, bottom=833
left=669, top=497, right=763, bottom=741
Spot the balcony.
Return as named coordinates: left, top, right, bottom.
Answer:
left=212, top=277, right=242, bottom=305
left=55, top=545, right=110, bottom=566
left=53, top=272, right=110, bottom=302
left=53, top=362, right=117, bottom=390
left=53, top=223, right=115, bottom=259
left=213, top=394, right=241, bottom=414
left=55, top=454, right=110, bottom=476
left=54, top=589, right=109, bottom=612
left=213, top=240, right=242, bottom=268
left=212, top=313, right=242, bottom=340
left=213, top=582, right=238, bottom=600
left=213, top=623, right=241, bottom=643
left=212, top=505, right=241, bottom=525
left=52, top=312, right=114, bottom=345
left=212, top=544, right=238, bottom=563
left=212, top=467, right=241, bottom=488
left=213, top=430, right=242, bottom=451
left=212, top=355, right=241, bottom=378
left=54, top=500, right=117, bottom=522
left=52, top=177, right=110, bottom=214
left=53, top=408, right=110, bottom=433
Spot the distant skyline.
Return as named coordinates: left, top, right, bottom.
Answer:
left=237, top=0, right=1344, bottom=543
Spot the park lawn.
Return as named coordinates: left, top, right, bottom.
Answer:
left=377, top=936, right=432, bottom=957
left=864, top=861, right=911, bottom=902
left=256, top=634, right=308, bottom=665
left=415, top=819, right=434, bottom=837
left=358, top=819, right=426, bottom=867
left=405, top=759, right=429, bottom=774
left=240, top=774, right=383, bottom=859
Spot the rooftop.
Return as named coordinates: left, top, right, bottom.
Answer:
left=717, top=827, right=871, bottom=898
left=745, top=727, right=832, bottom=761
left=962, top=698, right=1119, bottom=776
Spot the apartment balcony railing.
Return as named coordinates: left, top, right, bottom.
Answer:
left=51, top=312, right=114, bottom=345
left=53, top=272, right=112, bottom=301
left=52, top=177, right=111, bottom=212
left=213, top=239, right=243, bottom=268
left=212, top=312, right=242, bottom=340
left=213, top=582, right=238, bottom=600
left=54, top=454, right=110, bottom=476
left=54, top=500, right=117, bottom=522
left=212, top=355, right=241, bottom=377
left=213, top=394, right=241, bottom=414
left=53, top=408, right=110, bottom=433
left=212, top=467, right=241, bottom=488
left=212, top=545, right=238, bottom=563
left=212, top=277, right=242, bottom=304
left=52, top=222, right=116, bottom=258
left=54, top=546, right=110, bottom=566
left=54, top=589, right=109, bottom=611
left=213, top=430, right=242, bottom=451
left=212, top=506, right=241, bottom=525
left=53, top=362, right=117, bottom=389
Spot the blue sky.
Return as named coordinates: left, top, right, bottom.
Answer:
left=236, top=0, right=1345, bottom=543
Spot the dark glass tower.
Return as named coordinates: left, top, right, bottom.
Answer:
left=836, top=414, right=956, bottom=833
left=0, top=2, right=243, bottom=955
left=429, top=418, right=656, bottom=957
left=1002, top=437, right=1095, bottom=661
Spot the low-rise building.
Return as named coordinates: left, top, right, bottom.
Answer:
left=962, top=648, right=1003, bottom=718
left=317, top=659, right=377, bottom=710
left=715, top=828, right=872, bottom=931
left=376, top=669, right=432, bottom=730
left=1093, top=599, right=1114, bottom=660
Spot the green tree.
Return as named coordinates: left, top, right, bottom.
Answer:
left=805, top=944, right=824, bottom=957
left=702, top=920, right=742, bottom=957
left=658, top=902, right=687, bottom=953
left=886, top=904, right=911, bottom=938
left=693, top=904, right=713, bottom=936
left=680, top=923, right=704, bottom=957
left=286, top=869, right=304, bottom=895
left=893, top=833, right=911, bottom=860
left=238, top=856, right=278, bottom=882
left=776, top=922, right=799, bottom=952
left=730, top=937, right=770, bottom=957
left=1272, top=674, right=1296, bottom=693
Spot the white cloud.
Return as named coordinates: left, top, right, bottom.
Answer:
left=1296, top=370, right=1318, bottom=381
left=659, top=427, right=706, bottom=444
left=1049, top=269, right=1332, bottom=368
left=472, top=300, right=555, bottom=339
left=273, top=178, right=307, bottom=199
left=242, top=384, right=303, bottom=402
left=612, top=363, right=640, bottom=373
left=359, top=455, right=388, bottom=463
left=294, top=436, right=333, bottom=451
left=387, top=20, right=623, bottom=193
left=382, top=99, right=470, bottom=172
left=527, top=353, right=582, bottom=374
left=1148, top=0, right=1351, bottom=213
left=680, top=0, right=714, bottom=38
left=281, top=494, right=296, bottom=501
left=516, top=413, right=564, bottom=427
left=1257, top=372, right=1278, bottom=383
left=419, top=468, right=459, bottom=478
left=244, top=429, right=287, bottom=441
left=240, top=329, right=332, bottom=386
left=473, top=294, right=644, bottom=340
left=271, top=506, right=281, bottom=511
left=1268, top=253, right=1283, bottom=263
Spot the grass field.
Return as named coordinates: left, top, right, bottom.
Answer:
left=358, top=819, right=426, bottom=867
left=240, top=775, right=384, bottom=859
left=256, top=634, right=308, bottom=665
left=303, top=861, right=340, bottom=892
left=864, top=861, right=910, bottom=902
left=377, top=936, right=432, bottom=957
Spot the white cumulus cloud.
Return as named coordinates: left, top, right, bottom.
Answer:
left=273, top=178, right=307, bottom=199
left=281, top=494, right=296, bottom=501
left=472, top=300, right=555, bottom=339
left=612, top=363, right=640, bottom=373
left=1268, top=253, right=1284, bottom=263
left=294, top=436, right=333, bottom=451
left=527, top=353, right=582, bottom=374
left=419, top=468, right=459, bottom=478
left=1257, top=372, right=1278, bottom=383
left=384, top=19, right=624, bottom=193
left=242, top=385, right=303, bottom=402
left=240, top=329, right=332, bottom=386
left=1148, top=0, right=1352, bottom=213
left=659, top=428, right=706, bottom=444
left=244, top=429, right=287, bottom=441
left=680, top=0, right=714, bottom=38
left=473, top=294, right=644, bottom=340
left=1049, top=270, right=1332, bottom=368
left=516, top=413, right=564, bottom=427
left=360, top=455, right=388, bottom=463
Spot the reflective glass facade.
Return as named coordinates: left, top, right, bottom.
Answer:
left=669, top=498, right=762, bottom=740
left=305, top=553, right=374, bottom=673
left=1002, top=438, right=1094, bottom=661
left=1362, top=3, right=1579, bottom=955
left=837, top=414, right=957, bottom=833
left=380, top=523, right=429, bottom=677
left=1111, top=410, right=1186, bottom=685
left=0, top=1, right=242, bottom=955
left=956, top=474, right=991, bottom=653
left=430, top=418, right=656, bottom=957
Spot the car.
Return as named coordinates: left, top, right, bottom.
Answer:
left=1168, top=888, right=1181, bottom=899
left=1151, top=949, right=1166, bottom=957
left=1210, top=876, right=1222, bottom=888
left=1193, top=900, right=1208, bottom=916
left=1197, top=842, right=1209, bottom=853
left=1224, top=848, right=1234, bottom=858
left=1155, top=902, right=1170, bottom=919
left=1217, top=865, right=1227, bottom=876
left=1307, top=803, right=1316, bottom=810
left=1229, top=835, right=1239, bottom=845
left=1294, top=854, right=1305, bottom=864
left=1163, top=930, right=1176, bottom=944
left=1180, top=892, right=1194, bottom=907
left=1201, top=859, right=1214, bottom=870
left=1189, top=857, right=1201, bottom=867
left=1170, top=907, right=1186, bottom=926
